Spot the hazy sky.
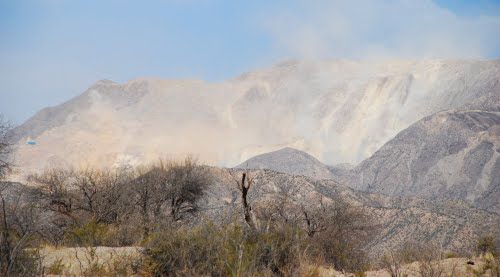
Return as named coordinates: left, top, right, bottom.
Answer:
left=1, top=0, right=500, bottom=124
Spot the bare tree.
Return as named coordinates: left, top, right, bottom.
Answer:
left=129, top=165, right=157, bottom=238
left=230, top=170, right=260, bottom=231
left=162, top=157, right=211, bottom=221
left=381, top=250, right=406, bottom=277
left=381, top=241, right=445, bottom=277
left=297, top=196, right=374, bottom=271
left=29, top=167, right=134, bottom=246
left=239, top=172, right=256, bottom=230
left=92, top=169, right=131, bottom=225
left=258, top=174, right=302, bottom=227
left=29, top=169, right=76, bottom=223
left=412, top=242, right=445, bottom=277
left=129, top=157, right=212, bottom=238
left=0, top=183, right=46, bottom=276
left=72, top=168, right=128, bottom=224
left=300, top=197, right=331, bottom=237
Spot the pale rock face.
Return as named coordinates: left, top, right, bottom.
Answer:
left=9, top=59, right=500, bottom=176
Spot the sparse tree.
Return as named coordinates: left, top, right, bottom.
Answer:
left=0, top=183, right=46, bottom=276
left=381, top=250, right=406, bottom=277
left=30, top=167, right=134, bottom=246
left=72, top=168, right=129, bottom=224
left=257, top=174, right=303, bottom=230
left=0, top=115, right=12, bottom=179
left=304, top=197, right=373, bottom=271
left=0, top=117, right=34, bottom=275
left=29, top=169, right=77, bottom=226
left=300, top=197, right=331, bottom=237
left=130, top=157, right=211, bottom=238
left=129, top=165, right=157, bottom=238
left=415, top=243, right=445, bottom=277
left=230, top=169, right=374, bottom=272
left=381, top=241, right=445, bottom=277
left=162, top=157, right=211, bottom=221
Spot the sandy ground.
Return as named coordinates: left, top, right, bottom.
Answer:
left=40, top=246, right=142, bottom=275
left=40, top=246, right=493, bottom=276
left=319, top=257, right=490, bottom=277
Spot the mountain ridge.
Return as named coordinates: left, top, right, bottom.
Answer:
left=8, top=58, right=500, bottom=176
left=335, top=109, right=500, bottom=213
left=235, top=147, right=334, bottom=179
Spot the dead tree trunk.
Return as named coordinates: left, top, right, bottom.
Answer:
left=239, top=173, right=259, bottom=231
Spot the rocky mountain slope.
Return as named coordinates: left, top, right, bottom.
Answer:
left=235, top=147, right=334, bottom=179
left=199, top=168, right=500, bottom=257
left=333, top=110, right=500, bottom=213
left=8, top=59, right=500, bottom=176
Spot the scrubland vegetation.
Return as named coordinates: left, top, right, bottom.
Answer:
left=0, top=160, right=375, bottom=275
left=1, top=120, right=499, bottom=276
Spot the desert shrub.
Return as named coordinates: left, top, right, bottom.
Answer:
left=247, top=172, right=374, bottom=273
left=470, top=235, right=500, bottom=276
left=312, top=231, right=370, bottom=272
left=260, top=193, right=373, bottom=272
left=69, top=247, right=144, bottom=276
left=142, top=223, right=222, bottom=275
left=106, top=253, right=143, bottom=276
left=142, top=221, right=308, bottom=276
left=468, top=252, right=500, bottom=277
left=64, top=221, right=111, bottom=246
left=6, top=248, right=43, bottom=276
left=381, top=241, right=444, bottom=277
left=477, top=235, right=498, bottom=256
left=381, top=251, right=406, bottom=277
left=444, top=252, right=459, bottom=259
left=45, top=258, right=66, bottom=275
left=417, top=249, right=445, bottom=277
left=102, top=222, right=143, bottom=247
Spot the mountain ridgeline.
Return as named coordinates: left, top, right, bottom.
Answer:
left=336, top=110, right=500, bottom=213
left=9, top=59, right=500, bottom=175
